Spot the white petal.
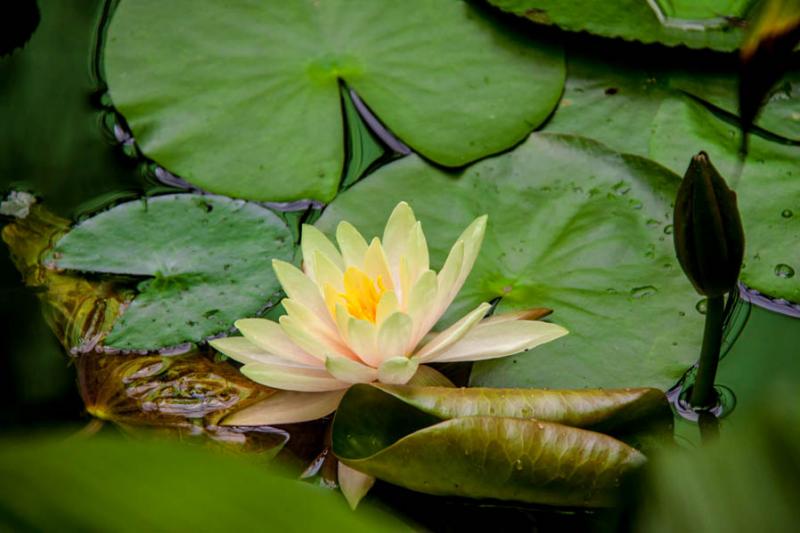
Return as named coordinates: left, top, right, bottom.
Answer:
left=480, top=308, right=552, bottom=325
left=301, top=224, right=344, bottom=275
left=222, top=390, right=344, bottom=426
left=282, top=298, right=347, bottom=348
left=336, top=221, right=369, bottom=268
left=377, top=312, right=413, bottom=360
left=338, top=463, right=375, bottom=510
left=325, top=356, right=378, bottom=384
left=346, top=317, right=381, bottom=367
left=413, top=302, right=491, bottom=362
left=378, top=357, right=419, bottom=384
left=234, top=318, right=320, bottom=366
left=435, top=215, right=487, bottom=316
left=210, top=336, right=314, bottom=367
left=430, top=320, right=568, bottom=363
left=241, top=362, right=349, bottom=392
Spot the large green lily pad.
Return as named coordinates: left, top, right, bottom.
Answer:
left=487, top=0, right=752, bottom=51
left=104, top=0, right=564, bottom=202
left=332, top=384, right=655, bottom=507
left=44, top=194, right=294, bottom=351
left=317, top=133, right=704, bottom=390
left=649, top=96, right=800, bottom=302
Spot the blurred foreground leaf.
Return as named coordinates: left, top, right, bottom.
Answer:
left=0, top=435, right=404, bottom=531
left=332, top=384, right=671, bottom=507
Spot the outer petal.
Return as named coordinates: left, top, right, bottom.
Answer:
left=272, top=260, right=334, bottom=328
left=336, top=221, right=369, bottom=268
left=435, top=215, right=487, bottom=316
left=377, top=312, right=413, bottom=360
left=234, top=318, right=321, bottom=366
left=405, top=221, right=430, bottom=285
left=480, top=308, right=552, bottom=325
left=241, top=362, right=350, bottom=392
left=413, top=302, right=491, bottom=362
left=210, top=336, right=311, bottom=367
left=406, top=270, right=438, bottom=348
left=301, top=224, right=344, bottom=276
left=429, top=319, right=568, bottom=363
left=325, top=356, right=378, bottom=384
left=282, top=298, right=349, bottom=350
left=377, top=357, right=419, bottom=384
left=338, top=463, right=375, bottom=510
left=279, top=315, right=357, bottom=362
left=407, top=365, right=455, bottom=387
left=222, top=390, right=345, bottom=426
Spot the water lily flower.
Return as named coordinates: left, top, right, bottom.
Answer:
left=211, top=202, right=567, bottom=427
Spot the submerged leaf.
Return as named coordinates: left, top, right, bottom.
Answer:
left=332, top=384, right=655, bottom=507
left=104, top=0, right=564, bottom=201
left=44, top=194, right=294, bottom=350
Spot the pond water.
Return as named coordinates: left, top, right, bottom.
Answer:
left=2, top=0, right=800, bottom=530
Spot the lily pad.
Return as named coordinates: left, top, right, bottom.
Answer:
left=487, top=0, right=751, bottom=51
left=649, top=96, right=800, bottom=302
left=45, top=194, right=294, bottom=350
left=317, top=133, right=704, bottom=390
left=332, top=384, right=652, bottom=507
left=104, top=0, right=565, bottom=202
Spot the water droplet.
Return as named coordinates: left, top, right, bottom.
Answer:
left=606, top=288, right=618, bottom=294
left=514, top=459, right=524, bottom=471
left=631, top=285, right=658, bottom=299
left=781, top=209, right=793, bottom=218
left=663, top=224, right=673, bottom=235
left=646, top=218, right=660, bottom=228
left=775, top=264, right=795, bottom=279
left=696, top=299, right=708, bottom=314
left=678, top=311, right=686, bottom=317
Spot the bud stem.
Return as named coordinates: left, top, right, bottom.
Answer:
left=690, top=295, right=725, bottom=409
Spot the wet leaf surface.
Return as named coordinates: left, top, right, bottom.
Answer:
left=487, top=0, right=751, bottom=51
left=104, top=0, right=564, bottom=201
left=44, top=194, right=294, bottom=350
left=318, top=133, right=704, bottom=390
left=332, top=384, right=657, bottom=507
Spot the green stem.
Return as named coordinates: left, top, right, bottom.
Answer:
left=691, top=295, right=725, bottom=409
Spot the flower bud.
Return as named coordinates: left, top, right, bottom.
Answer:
left=673, top=152, right=745, bottom=297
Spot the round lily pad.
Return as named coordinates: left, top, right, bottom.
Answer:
left=649, top=96, right=800, bottom=303
left=317, top=133, right=704, bottom=391
left=487, top=0, right=751, bottom=51
left=45, top=194, right=294, bottom=351
left=104, top=0, right=565, bottom=202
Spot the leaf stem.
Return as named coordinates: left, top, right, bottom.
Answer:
left=691, top=295, right=725, bottom=409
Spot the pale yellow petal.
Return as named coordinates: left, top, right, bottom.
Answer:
left=382, top=201, right=417, bottom=274
left=406, top=269, right=438, bottom=348
left=279, top=315, right=357, bottom=362
left=407, top=365, right=455, bottom=387
left=437, top=215, right=487, bottom=311
left=413, top=302, right=491, bottom=362
left=375, top=290, right=399, bottom=325
left=210, top=336, right=312, bottom=367
left=405, top=221, right=429, bottom=284
left=338, top=463, right=375, bottom=510
left=325, top=356, right=378, bottom=383
left=272, top=259, right=332, bottom=327
left=377, top=356, right=419, bottom=384
left=282, top=298, right=343, bottom=345
left=241, top=362, right=350, bottom=392
left=377, top=312, right=413, bottom=360
left=222, top=390, right=345, bottom=426
left=312, top=250, right=344, bottom=292
left=301, top=224, right=344, bottom=276
left=430, top=320, right=568, bottom=363
left=346, top=317, right=381, bottom=367
left=363, top=237, right=394, bottom=291
left=479, top=308, right=552, bottom=325
left=234, top=318, right=320, bottom=366
left=336, top=221, right=369, bottom=268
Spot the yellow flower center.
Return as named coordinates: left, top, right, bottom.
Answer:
left=338, top=267, right=387, bottom=323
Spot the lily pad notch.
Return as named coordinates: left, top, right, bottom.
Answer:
left=104, top=0, right=566, bottom=202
